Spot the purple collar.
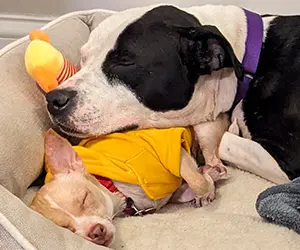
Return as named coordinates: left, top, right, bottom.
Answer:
left=233, top=9, right=263, bottom=106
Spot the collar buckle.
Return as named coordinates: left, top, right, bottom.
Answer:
left=123, top=197, right=156, bottom=217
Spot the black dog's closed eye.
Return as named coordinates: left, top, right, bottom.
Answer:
left=109, top=59, right=136, bottom=78
left=107, top=50, right=136, bottom=67
left=117, top=57, right=135, bottom=66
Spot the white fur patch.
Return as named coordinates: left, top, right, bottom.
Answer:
left=219, top=132, right=289, bottom=184
left=263, top=16, right=276, bottom=42
left=230, top=100, right=252, bottom=139
left=44, top=194, right=64, bottom=211
left=113, top=181, right=171, bottom=211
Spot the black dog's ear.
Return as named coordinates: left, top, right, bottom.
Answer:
left=176, top=25, right=243, bottom=80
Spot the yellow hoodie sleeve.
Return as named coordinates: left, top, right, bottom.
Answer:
left=133, top=127, right=193, bottom=177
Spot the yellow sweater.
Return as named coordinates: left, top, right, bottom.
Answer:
left=45, top=128, right=192, bottom=200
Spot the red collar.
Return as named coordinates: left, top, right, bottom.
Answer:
left=94, top=175, right=156, bottom=217
left=94, top=175, right=125, bottom=198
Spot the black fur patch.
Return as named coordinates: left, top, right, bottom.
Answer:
left=243, top=16, right=300, bottom=179
left=102, top=5, right=241, bottom=112
left=111, top=124, right=139, bottom=133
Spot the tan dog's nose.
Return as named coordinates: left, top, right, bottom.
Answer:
left=88, top=224, right=107, bottom=244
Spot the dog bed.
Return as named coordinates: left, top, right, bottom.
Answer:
left=0, top=8, right=300, bottom=250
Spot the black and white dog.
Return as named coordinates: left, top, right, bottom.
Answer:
left=46, top=4, right=299, bottom=195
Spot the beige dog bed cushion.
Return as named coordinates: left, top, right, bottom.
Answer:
left=0, top=7, right=299, bottom=250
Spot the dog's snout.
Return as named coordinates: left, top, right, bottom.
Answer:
left=88, top=223, right=106, bottom=239
left=88, top=224, right=108, bottom=244
left=46, top=89, right=76, bottom=115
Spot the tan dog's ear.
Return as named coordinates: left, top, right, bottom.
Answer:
left=45, top=129, right=85, bottom=175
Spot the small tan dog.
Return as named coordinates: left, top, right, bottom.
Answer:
left=30, top=129, right=226, bottom=247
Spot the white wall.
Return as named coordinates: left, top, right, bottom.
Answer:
left=1, top=0, right=300, bottom=17
left=1, top=0, right=300, bottom=49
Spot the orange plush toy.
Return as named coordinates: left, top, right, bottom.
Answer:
left=25, top=30, right=77, bottom=93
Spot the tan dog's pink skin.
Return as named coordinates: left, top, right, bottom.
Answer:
left=31, top=130, right=226, bottom=246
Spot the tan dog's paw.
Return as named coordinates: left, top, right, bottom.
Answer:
left=200, top=164, right=228, bottom=182
left=193, top=174, right=216, bottom=207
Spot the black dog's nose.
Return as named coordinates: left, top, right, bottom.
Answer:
left=46, top=89, right=76, bottom=115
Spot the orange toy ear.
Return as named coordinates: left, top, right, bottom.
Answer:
left=29, top=30, right=51, bottom=43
